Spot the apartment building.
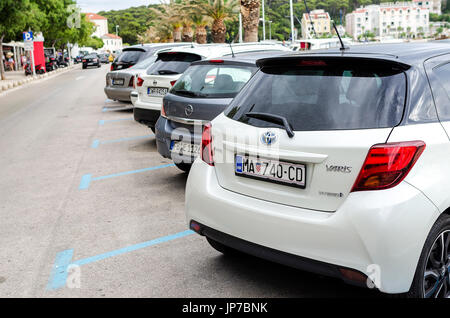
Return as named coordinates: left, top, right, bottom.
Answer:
left=301, top=9, right=331, bottom=39
left=345, top=2, right=429, bottom=40
left=85, top=13, right=109, bottom=38
left=413, top=0, right=442, bottom=15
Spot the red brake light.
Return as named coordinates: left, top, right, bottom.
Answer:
left=209, top=59, right=224, bottom=63
left=82, top=60, right=86, bottom=63
left=351, top=141, right=426, bottom=192
left=170, top=80, right=177, bottom=87
left=298, top=60, right=327, bottom=66
left=136, top=77, right=144, bottom=87
left=128, top=77, right=134, bottom=87
left=110, top=64, right=113, bottom=71
left=161, top=101, right=167, bottom=117
left=201, top=123, right=214, bottom=166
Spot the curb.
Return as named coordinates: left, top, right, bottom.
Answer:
left=0, top=64, right=79, bottom=94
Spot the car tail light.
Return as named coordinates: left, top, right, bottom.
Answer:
left=201, top=123, right=214, bottom=166
left=170, top=80, right=177, bottom=87
left=209, top=59, right=224, bottom=63
left=110, top=64, right=113, bottom=71
left=136, top=77, right=144, bottom=87
left=351, top=141, right=426, bottom=192
left=82, top=60, right=86, bottom=63
left=128, top=77, right=134, bottom=87
left=161, top=101, right=167, bottom=117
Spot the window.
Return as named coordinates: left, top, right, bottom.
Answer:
left=171, top=64, right=256, bottom=98
left=147, top=52, right=201, bottom=75
left=429, top=62, right=450, bottom=120
left=225, top=60, right=407, bottom=131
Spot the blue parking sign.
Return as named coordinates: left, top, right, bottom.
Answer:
left=23, top=31, right=33, bottom=42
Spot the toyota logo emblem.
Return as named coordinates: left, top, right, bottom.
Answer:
left=261, top=131, right=277, bottom=145
left=185, top=105, right=194, bottom=117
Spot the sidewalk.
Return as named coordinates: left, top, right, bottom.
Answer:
left=0, top=64, right=80, bottom=93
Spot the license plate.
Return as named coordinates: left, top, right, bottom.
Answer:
left=235, top=155, right=306, bottom=188
left=148, top=87, right=168, bottom=97
left=171, top=141, right=200, bottom=156
left=113, top=79, right=124, bottom=85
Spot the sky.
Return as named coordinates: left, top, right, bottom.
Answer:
left=77, top=0, right=161, bottom=13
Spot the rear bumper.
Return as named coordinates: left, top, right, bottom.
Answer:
left=185, top=160, right=441, bottom=294
left=155, top=116, right=202, bottom=164
left=104, top=86, right=132, bottom=102
left=134, top=107, right=160, bottom=128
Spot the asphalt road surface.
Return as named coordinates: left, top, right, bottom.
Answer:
left=0, top=65, right=383, bottom=298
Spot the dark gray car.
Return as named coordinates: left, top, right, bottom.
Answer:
left=155, top=51, right=285, bottom=172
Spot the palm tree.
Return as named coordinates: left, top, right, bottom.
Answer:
left=240, top=0, right=260, bottom=42
left=150, top=1, right=184, bottom=42
left=191, top=13, right=210, bottom=44
left=182, top=19, right=194, bottom=42
left=190, top=0, right=239, bottom=43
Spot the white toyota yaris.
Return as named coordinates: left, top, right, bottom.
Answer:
left=185, top=42, right=450, bottom=297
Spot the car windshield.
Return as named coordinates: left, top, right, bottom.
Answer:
left=146, top=52, right=201, bottom=75
left=116, top=50, right=145, bottom=64
left=225, top=59, right=407, bottom=131
left=171, top=63, right=257, bottom=98
left=132, top=56, right=158, bottom=70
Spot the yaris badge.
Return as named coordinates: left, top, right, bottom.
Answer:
left=261, top=132, right=277, bottom=145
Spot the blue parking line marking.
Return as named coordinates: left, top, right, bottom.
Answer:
left=73, top=230, right=194, bottom=267
left=91, top=139, right=100, bottom=148
left=79, top=174, right=92, bottom=190
left=47, top=230, right=194, bottom=290
left=98, top=118, right=132, bottom=125
left=78, top=163, right=175, bottom=190
left=47, top=249, right=74, bottom=290
left=92, top=135, right=153, bottom=149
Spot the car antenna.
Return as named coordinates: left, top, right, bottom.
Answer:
left=228, top=41, right=235, bottom=58
left=333, top=21, right=348, bottom=51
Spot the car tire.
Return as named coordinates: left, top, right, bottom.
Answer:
left=174, top=162, right=191, bottom=173
left=402, top=213, right=450, bottom=298
left=206, top=237, right=239, bottom=256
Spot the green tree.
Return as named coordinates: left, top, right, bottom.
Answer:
left=0, top=0, right=43, bottom=80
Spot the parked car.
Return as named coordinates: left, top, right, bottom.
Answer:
left=82, top=53, right=101, bottom=69
left=105, top=43, right=191, bottom=103
left=133, top=43, right=290, bottom=132
left=155, top=51, right=286, bottom=172
left=110, top=43, right=191, bottom=71
left=99, top=53, right=109, bottom=64
left=185, top=42, right=450, bottom=298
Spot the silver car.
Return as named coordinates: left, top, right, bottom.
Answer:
left=104, top=43, right=192, bottom=102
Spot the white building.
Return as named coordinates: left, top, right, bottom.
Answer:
left=346, top=2, right=429, bottom=40
left=101, top=34, right=123, bottom=53
left=413, top=0, right=441, bottom=15
left=301, top=9, right=331, bottom=39
left=85, top=13, right=109, bottom=38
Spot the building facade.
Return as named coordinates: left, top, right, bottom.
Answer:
left=413, top=0, right=441, bottom=15
left=301, top=10, right=331, bottom=39
left=101, top=34, right=123, bottom=53
left=345, top=2, right=429, bottom=40
left=85, top=13, right=109, bottom=38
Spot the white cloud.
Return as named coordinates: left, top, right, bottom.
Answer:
left=77, top=0, right=162, bottom=13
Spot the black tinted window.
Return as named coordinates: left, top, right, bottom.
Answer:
left=146, top=53, right=201, bottom=75
left=429, top=62, right=450, bottom=121
left=225, top=60, right=406, bottom=131
left=117, top=50, right=144, bottom=64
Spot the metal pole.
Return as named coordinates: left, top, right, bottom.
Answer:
left=13, top=44, right=18, bottom=71
left=289, top=0, right=295, bottom=43
left=269, top=21, right=272, bottom=40
left=239, top=12, right=243, bottom=43
left=262, top=0, right=266, bottom=41
left=31, top=48, right=36, bottom=76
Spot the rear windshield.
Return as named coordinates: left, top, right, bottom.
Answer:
left=85, top=54, right=98, bottom=59
left=171, top=64, right=257, bottom=98
left=116, top=50, right=145, bottom=64
left=146, top=53, right=201, bottom=75
left=132, top=56, right=158, bottom=69
left=225, top=60, right=406, bottom=131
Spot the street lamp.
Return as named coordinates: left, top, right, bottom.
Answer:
left=261, top=0, right=266, bottom=41
left=289, top=0, right=294, bottom=44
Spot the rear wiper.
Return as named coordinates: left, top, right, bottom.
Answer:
left=245, top=112, right=295, bottom=138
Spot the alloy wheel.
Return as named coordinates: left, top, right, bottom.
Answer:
left=423, top=230, right=450, bottom=298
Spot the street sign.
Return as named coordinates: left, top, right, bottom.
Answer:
left=23, top=31, right=34, bottom=42
left=24, top=41, right=34, bottom=51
